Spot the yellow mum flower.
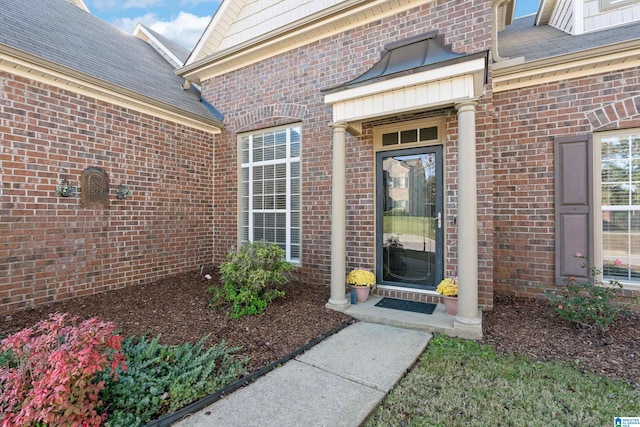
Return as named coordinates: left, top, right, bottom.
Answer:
left=346, top=269, right=376, bottom=287
left=436, top=277, right=458, bottom=297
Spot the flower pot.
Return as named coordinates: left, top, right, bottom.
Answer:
left=351, top=286, right=370, bottom=302
left=442, top=296, right=458, bottom=315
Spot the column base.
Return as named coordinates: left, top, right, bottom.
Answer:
left=453, top=310, right=483, bottom=339
left=326, top=298, right=350, bottom=311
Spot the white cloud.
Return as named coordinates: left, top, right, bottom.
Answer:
left=123, top=0, right=163, bottom=8
left=90, top=0, right=162, bottom=10
left=111, top=11, right=211, bottom=49
left=178, top=0, right=212, bottom=6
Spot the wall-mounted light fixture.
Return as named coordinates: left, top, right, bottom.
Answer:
left=116, top=184, right=132, bottom=199
left=56, top=178, right=76, bottom=197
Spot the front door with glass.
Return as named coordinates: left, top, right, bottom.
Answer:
left=376, top=146, right=444, bottom=290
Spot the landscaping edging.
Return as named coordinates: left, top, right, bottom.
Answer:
left=144, top=317, right=357, bottom=427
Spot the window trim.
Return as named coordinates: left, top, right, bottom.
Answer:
left=237, top=124, right=302, bottom=264
left=594, top=129, right=640, bottom=290
left=599, top=0, right=637, bottom=11
left=373, top=117, right=444, bottom=152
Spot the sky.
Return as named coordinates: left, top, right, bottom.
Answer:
left=86, top=0, right=541, bottom=50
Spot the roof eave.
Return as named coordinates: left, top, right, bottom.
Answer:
left=492, top=38, right=640, bottom=92
left=0, top=43, right=223, bottom=133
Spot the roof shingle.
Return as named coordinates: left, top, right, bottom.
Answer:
left=0, top=0, right=218, bottom=125
left=499, top=15, right=640, bottom=62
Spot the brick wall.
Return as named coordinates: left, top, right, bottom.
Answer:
left=200, top=0, right=495, bottom=307
left=0, top=72, right=216, bottom=314
left=493, top=67, right=640, bottom=302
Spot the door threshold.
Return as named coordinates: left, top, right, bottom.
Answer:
left=341, top=295, right=482, bottom=340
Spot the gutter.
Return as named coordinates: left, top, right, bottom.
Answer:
left=492, top=38, right=640, bottom=92
left=0, top=43, right=224, bottom=132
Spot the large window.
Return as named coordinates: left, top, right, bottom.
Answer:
left=600, top=131, right=640, bottom=284
left=239, top=126, right=301, bottom=263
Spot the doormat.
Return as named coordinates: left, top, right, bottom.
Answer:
left=374, top=298, right=436, bottom=315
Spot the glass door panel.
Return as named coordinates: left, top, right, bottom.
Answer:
left=377, top=146, right=443, bottom=290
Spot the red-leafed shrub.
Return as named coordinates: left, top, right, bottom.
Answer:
left=0, top=313, right=126, bottom=427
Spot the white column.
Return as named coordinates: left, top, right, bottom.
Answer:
left=326, top=123, right=349, bottom=309
left=454, top=101, right=481, bottom=331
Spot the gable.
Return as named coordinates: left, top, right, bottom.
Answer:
left=190, top=0, right=346, bottom=63
left=181, top=0, right=430, bottom=82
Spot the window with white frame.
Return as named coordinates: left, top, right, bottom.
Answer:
left=239, top=126, right=301, bottom=263
left=600, top=0, right=636, bottom=11
left=599, top=130, right=640, bottom=284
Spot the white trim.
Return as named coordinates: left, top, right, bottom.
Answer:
left=134, top=24, right=184, bottom=67
left=493, top=42, right=640, bottom=93
left=0, top=52, right=221, bottom=134
left=188, top=0, right=242, bottom=65
left=600, top=0, right=638, bottom=11
left=372, top=117, right=445, bottom=151
left=238, top=125, right=302, bottom=263
left=593, top=128, right=640, bottom=288
left=574, top=0, right=584, bottom=35
left=328, top=74, right=477, bottom=123
left=179, top=0, right=429, bottom=82
left=324, top=59, right=485, bottom=105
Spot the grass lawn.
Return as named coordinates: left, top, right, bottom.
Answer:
left=365, top=335, right=640, bottom=426
left=383, top=215, right=435, bottom=238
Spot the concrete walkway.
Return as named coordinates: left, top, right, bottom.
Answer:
left=174, top=322, right=431, bottom=426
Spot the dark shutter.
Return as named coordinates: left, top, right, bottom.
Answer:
left=554, top=135, right=594, bottom=285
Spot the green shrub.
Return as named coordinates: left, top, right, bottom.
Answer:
left=100, top=335, right=247, bottom=426
left=546, top=255, right=625, bottom=330
left=211, top=241, right=295, bottom=318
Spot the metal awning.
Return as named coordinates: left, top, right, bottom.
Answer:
left=325, top=32, right=486, bottom=94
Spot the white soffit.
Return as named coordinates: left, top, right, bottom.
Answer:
left=325, top=57, right=485, bottom=123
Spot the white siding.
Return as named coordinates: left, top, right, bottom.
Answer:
left=584, top=0, right=640, bottom=32
left=218, top=0, right=344, bottom=51
left=550, top=0, right=575, bottom=33
left=331, top=74, right=475, bottom=123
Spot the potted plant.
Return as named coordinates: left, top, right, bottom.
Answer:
left=346, top=269, right=376, bottom=302
left=436, top=276, right=458, bottom=315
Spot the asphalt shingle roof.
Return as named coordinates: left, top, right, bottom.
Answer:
left=499, top=15, right=640, bottom=62
left=0, top=0, right=219, bottom=125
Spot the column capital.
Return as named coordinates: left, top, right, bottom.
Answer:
left=455, top=100, right=478, bottom=112
left=329, top=122, right=349, bottom=130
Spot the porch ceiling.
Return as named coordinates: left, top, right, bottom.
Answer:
left=323, top=33, right=487, bottom=129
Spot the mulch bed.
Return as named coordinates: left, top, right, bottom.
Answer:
left=0, top=270, right=352, bottom=373
left=1, top=274, right=638, bottom=386
left=482, top=295, right=640, bottom=386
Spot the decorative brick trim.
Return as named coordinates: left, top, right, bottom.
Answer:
left=232, top=104, right=308, bottom=132
left=372, top=288, right=442, bottom=305
left=585, top=94, right=640, bottom=130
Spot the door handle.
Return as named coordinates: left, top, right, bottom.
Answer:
left=437, top=212, right=442, bottom=229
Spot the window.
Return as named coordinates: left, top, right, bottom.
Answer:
left=600, top=0, right=636, bottom=11
left=239, top=126, right=301, bottom=263
left=599, top=131, right=639, bottom=284
left=381, top=126, right=439, bottom=146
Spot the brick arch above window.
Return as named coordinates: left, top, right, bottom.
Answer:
left=233, top=104, right=308, bottom=133
left=585, top=94, right=640, bottom=130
